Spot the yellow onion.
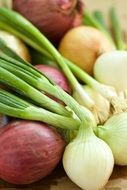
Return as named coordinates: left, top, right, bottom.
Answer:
left=0, top=30, right=31, bottom=62
left=59, top=26, right=115, bottom=75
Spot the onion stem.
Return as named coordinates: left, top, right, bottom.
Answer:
left=109, top=7, right=126, bottom=50
left=0, top=88, right=80, bottom=130
left=93, top=10, right=110, bottom=35
left=0, top=66, right=70, bottom=117
left=0, top=8, right=96, bottom=122
left=66, top=59, right=117, bottom=100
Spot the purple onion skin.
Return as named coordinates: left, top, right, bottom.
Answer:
left=13, top=0, right=84, bottom=45
left=35, top=64, right=71, bottom=93
left=35, top=64, right=71, bottom=105
left=0, top=120, right=65, bottom=184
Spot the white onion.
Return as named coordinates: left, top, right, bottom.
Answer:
left=63, top=122, right=114, bottom=190
left=94, top=51, right=127, bottom=92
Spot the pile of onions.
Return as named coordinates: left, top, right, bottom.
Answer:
left=0, top=120, right=65, bottom=184
left=12, top=0, right=84, bottom=45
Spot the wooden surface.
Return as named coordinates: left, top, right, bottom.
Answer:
left=1, top=0, right=127, bottom=189
left=1, top=164, right=127, bottom=190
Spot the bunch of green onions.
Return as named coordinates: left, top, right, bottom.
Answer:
left=0, top=7, right=127, bottom=190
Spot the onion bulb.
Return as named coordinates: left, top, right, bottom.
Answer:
left=63, top=121, right=114, bottom=190
left=59, top=26, right=115, bottom=75
left=94, top=51, right=127, bottom=92
left=13, top=0, right=84, bottom=45
left=0, top=120, right=65, bottom=184
left=73, top=85, right=110, bottom=122
left=0, top=30, right=31, bottom=62
left=96, top=113, right=127, bottom=165
left=35, top=64, right=71, bottom=93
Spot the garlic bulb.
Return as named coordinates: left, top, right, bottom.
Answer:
left=63, top=122, right=114, bottom=190
left=96, top=112, right=127, bottom=165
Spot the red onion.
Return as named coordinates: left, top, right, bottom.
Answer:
left=12, top=0, right=84, bottom=45
left=35, top=64, right=71, bottom=93
left=0, top=120, right=65, bottom=184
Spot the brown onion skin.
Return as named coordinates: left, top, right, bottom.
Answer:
left=0, top=120, right=65, bottom=184
left=12, top=0, right=84, bottom=45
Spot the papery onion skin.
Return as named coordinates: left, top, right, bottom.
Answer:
left=63, top=132, right=114, bottom=190
left=94, top=51, right=127, bottom=92
left=0, top=120, right=65, bottom=184
left=12, top=0, right=84, bottom=45
left=59, top=26, right=115, bottom=75
left=0, top=30, right=31, bottom=62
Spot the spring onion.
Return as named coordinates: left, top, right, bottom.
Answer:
left=93, top=10, right=109, bottom=34
left=83, top=11, right=115, bottom=47
left=0, top=8, right=111, bottom=124
left=66, top=60, right=127, bottom=115
left=0, top=8, right=125, bottom=120
left=95, top=113, right=127, bottom=165
left=63, top=120, right=114, bottom=190
left=73, top=85, right=110, bottom=123
left=0, top=8, right=117, bottom=189
left=109, top=7, right=126, bottom=50
left=0, top=65, right=70, bottom=117
left=0, top=88, right=80, bottom=130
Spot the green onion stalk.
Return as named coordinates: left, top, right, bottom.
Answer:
left=0, top=7, right=126, bottom=142
left=0, top=8, right=127, bottom=177
left=83, top=11, right=115, bottom=47
left=93, top=10, right=109, bottom=32
left=0, top=61, right=70, bottom=117
left=0, top=42, right=94, bottom=122
left=0, top=8, right=125, bottom=119
left=3, top=8, right=127, bottom=188
left=109, top=7, right=126, bottom=50
left=0, top=88, right=80, bottom=130
left=0, top=8, right=112, bottom=124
